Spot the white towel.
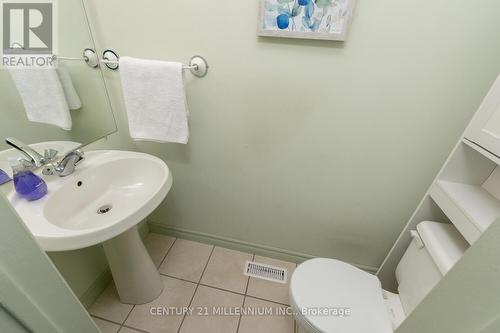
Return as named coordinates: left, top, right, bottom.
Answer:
left=9, top=68, right=72, bottom=130
left=119, top=56, right=189, bottom=144
left=56, top=64, right=82, bottom=110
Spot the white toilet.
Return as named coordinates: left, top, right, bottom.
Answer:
left=290, top=221, right=468, bottom=333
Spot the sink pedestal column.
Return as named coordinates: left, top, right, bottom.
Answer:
left=103, top=225, right=163, bottom=304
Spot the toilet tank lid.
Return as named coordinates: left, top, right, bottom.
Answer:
left=417, top=221, right=469, bottom=275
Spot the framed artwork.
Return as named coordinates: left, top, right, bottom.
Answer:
left=258, top=0, right=356, bottom=41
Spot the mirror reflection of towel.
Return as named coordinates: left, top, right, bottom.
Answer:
left=8, top=64, right=82, bottom=130
left=57, top=65, right=82, bottom=110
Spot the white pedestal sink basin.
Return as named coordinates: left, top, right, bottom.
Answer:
left=5, top=150, right=173, bottom=304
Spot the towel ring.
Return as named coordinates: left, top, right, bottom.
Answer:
left=102, top=50, right=119, bottom=70
left=83, top=48, right=99, bottom=68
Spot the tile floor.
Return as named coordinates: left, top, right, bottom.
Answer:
left=89, top=233, right=303, bottom=333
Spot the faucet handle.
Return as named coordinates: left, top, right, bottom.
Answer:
left=5, top=137, right=45, bottom=167
left=44, top=149, right=58, bottom=162
left=73, top=150, right=85, bottom=165
left=42, top=149, right=85, bottom=177
left=42, top=164, right=57, bottom=176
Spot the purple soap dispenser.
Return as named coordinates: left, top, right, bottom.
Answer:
left=9, top=158, right=48, bottom=201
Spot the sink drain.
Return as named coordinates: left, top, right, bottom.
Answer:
left=97, top=205, right=112, bottom=215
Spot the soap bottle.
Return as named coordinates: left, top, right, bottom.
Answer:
left=9, top=158, right=48, bottom=201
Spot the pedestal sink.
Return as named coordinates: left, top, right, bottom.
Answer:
left=5, top=150, right=173, bottom=304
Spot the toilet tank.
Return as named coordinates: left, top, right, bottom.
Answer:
left=395, top=221, right=468, bottom=314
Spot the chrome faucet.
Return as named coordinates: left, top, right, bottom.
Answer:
left=42, top=150, right=84, bottom=177
left=5, top=137, right=58, bottom=168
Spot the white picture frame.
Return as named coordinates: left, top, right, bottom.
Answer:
left=258, top=0, right=356, bottom=41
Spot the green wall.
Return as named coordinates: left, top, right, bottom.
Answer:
left=0, top=307, right=28, bottom=333
left=36, top=0, right=500, bottom=302
left=0, top=194, right=99, bottom=332
left=84, top=0, right=500, bottom=270
left=0, top=181, right=110, bottom=306
left=3, top=0, right=500, bottom=320
left=35, top=0, right=500, bottom=302
left=82, top=0, right=500, bottom=270
left=48, top=246, right=110, bottom=306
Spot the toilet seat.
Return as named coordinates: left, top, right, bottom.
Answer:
left=290, top=258, right=394, bottom=333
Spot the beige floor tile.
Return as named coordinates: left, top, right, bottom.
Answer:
left=89, top=283, right=133, bottom=324
left=295, top=323, right=307, bottom=333
left=125, top=275, right=197, bottom=333
left=200, top=247, right=253, bottom=294
left=296, top=323, right=308, bottom=333
left=179, top=285, right=243, bottom=333
left=119, top=327, right=144, bottom=333
left=92, top=317, right=120, bottom=333
left=159, top=239, right=213, bottom=282
left=144, top=233, right=176, bottom=267
left=238, top=297, right=295, bottom=333
left=246, top=256, right=296, bottom=305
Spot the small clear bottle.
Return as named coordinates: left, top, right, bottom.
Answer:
left=9, top=158, right=48, bottom=201
left=0, top=169, right=11, bottom=185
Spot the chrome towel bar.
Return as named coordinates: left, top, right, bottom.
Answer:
left=53, top=48, right=209, bottom=78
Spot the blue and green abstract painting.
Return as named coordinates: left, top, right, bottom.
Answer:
left=261, top=0, right=350, bottom=34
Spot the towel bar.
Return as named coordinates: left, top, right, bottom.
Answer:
left=54, top=49, right=209, bottom=78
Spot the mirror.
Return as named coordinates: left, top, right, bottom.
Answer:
left=0, top=0, right=117, bottom=184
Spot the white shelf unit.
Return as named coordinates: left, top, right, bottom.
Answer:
left=429, top=180, right=500, bottom=244
left=378, top=140, right=496, bottom=291
left=378, top=74, right=500, bottom=301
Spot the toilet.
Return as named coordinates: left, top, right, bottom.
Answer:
left=289, top=221, right=468, bottom=333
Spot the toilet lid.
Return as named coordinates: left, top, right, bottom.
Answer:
left=290, top=258, right=393, bottom=333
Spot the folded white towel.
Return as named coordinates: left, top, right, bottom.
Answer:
left=56, top=64, right=82, bottom=110
left=119, top=57, right=189, bottom=144
left=9, top=68, right=72, bottom=130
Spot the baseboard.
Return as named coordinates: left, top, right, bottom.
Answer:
left=79, top=268, right=112, bottom=309
left=148, top=222, right=378, bottom=273
left=78, top=222, right=378, bottom=308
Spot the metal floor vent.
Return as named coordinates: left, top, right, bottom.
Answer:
left=244, top=261, right=288, bottom=284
